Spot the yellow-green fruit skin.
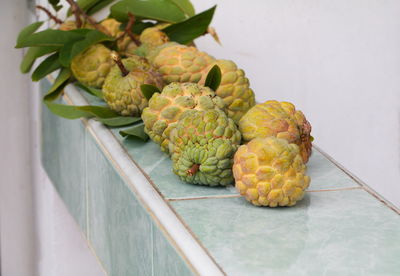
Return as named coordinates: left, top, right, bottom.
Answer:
left=141, top=82, right=226, bottom=154
left=149, top=43, right=255, bottom=123
left=199, top=60, right=255, bottom=123
left=170, top=109, right=241, bottom=186
left=139, top=26, right=169, bottom=47
left=103, top=56, right=163, bottom=116
left=239, top=100, right=312, bottom=163
left=70, top=44, right=113, bottom=88
left=233, top=137, right=310, bottom=207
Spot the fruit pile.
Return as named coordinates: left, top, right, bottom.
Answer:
left=16, top=0, right=312, bottom=207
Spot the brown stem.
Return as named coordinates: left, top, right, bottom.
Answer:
left=117, top=13, right=141, bottom=45
left=111, top=52, right=129, bottom=77
left=186, top=164, right=200, bottom=176
left=36, top=5, right=63, bottom=24
left=65, top=0, right=82, bottom=28
left=65, top=0, right=111, bottom=36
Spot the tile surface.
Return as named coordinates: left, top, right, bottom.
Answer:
left=171, top=190, right=400, bottom=276
left=152, top=224, right=194, bottom=276
left=86, top=133, right=153, bottom=276
left=41, top=80, right=88, bottom=232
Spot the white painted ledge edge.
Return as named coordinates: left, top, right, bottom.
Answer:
left=62, top=84, right=224, bottom=276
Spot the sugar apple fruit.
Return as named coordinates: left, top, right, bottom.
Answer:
left=147, top=43, right=255, bottom=123
left=141, top=82, right=226, bottom=154
left=70, top=44, right=113, bottom=88
left=103, top=55, right=164, bottom=116
left=170, top=109, right=241, bottom=186
left=239, top=100, right=312, bottom=163
left=233, top=137, right=310, bottom=207
left=140, top=26, right=169, bottom=47
left=199, top=59, right=255, bottom=122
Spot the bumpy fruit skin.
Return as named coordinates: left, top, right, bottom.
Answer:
left=100, top=18, right=122, bottom=37
left=148, top=43, right=255, bottom=123
left=199, top=60, right=255, bottom=123
left=233, top=137, right=310, bottom=207
left=170, top=109, right=241, bottom=186
left=71, top=44, right=113, bottom=88
left=103, top=56, right=163, bottom=116
left=239, top=100, right=312, bottom=163
left=141, top=82, right=225, bottom=154
left=140, top=26, right=169, bottom=47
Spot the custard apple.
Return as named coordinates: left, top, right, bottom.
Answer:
left=239, top=100, right=312, bottom=163
left=70, top=44, right=113, bottom=88
left=147, top=43, right=255, bottom=123
left=141, top=82, right=226, bottom=154
left=170, top=109, right=241, bottom=186
left=103, top=55, right=164, bottom=116
left=199, top=59, right=255, bottom=122
left=233, top=137, right=310, bottom=207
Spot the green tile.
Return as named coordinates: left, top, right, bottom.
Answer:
left=152, top=224, right=194, bottom=276
left=110, top=129, right=238, bottom=199
left=307, top=149, right=360, bottom=190
left=171, top=190, right=400, bottom=276
left=86, top=133, right=152, bottom=276
left=41, top=79, right=87, bottom=233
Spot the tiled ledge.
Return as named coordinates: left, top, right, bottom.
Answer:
left=40, top=79, right=400, bottom=275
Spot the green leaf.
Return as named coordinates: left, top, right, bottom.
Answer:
left=16, top=29, right=84, bottom=48
left=163, top=5, right=216, bottom=45
left=204, top=64, right=221, bottom=91
left=44, top=102, right=119, bottom=119
left=20, top=46, right=59, bottom=73
left=119, top=123, right=149, bottom=141
left=44, top=101, right=92, bottom=119
left=169, top=0, right=195, bottom=17
left=31, top=53, right=62, bottom=81
left=87, top=0, right=116, bottom=15
left=75, top=83, right=104, bottom=99
left=110, top=0, right=187, bottom=23
left=140, top=84, right=160, bottom=100
left=120, top=21, right=156, bottom=35
left=49, top=0, right=62, bottom=11
left=16, top=22, right=43, bottom=47
left=44, top=68, right=72, bottom=101
left=96, top=116, right=142, bottom=127
left=67, top=0, right=99, bottom=15
left=59, top=30, right=114, bottom=66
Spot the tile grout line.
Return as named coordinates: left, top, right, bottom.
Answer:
left=166, top=187, right=364, bottom=201
left=313, top=145, right=400, bottom=215
left=63, top=86, right=225, bottom=276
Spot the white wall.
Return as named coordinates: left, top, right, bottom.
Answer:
left=0, top=1, right=36, bottom=275
left=193, top=0, right=400, bottom=208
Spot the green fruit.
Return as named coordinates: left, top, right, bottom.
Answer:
left=169, top=109, right=241, bottom=186
left=233, top=137, right=310, bottom=207
left=141, top=82, right=226, bottom=154
left=239, top=100, right=312, bottom=163
left=102, top=56, right=164, bottom=116
left=147, top=43, right=255, bottom=123
left=70, top=44, right=113, bottom=88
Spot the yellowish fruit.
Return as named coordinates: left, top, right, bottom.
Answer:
left=70, top=44, right=113, bottom=88
left=239, top=100, right=312, bottom=163
left=233, top=137, right=310, bottom=207
left=148, top=43, right=255, bottom=123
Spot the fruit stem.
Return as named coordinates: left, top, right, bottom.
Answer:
left=116, top=13, right=141, bottom=46
left=65, top=0, right=82, bottom=28
left=36, top=5, right=63, bottom=24
left=65, top=0, right=111, bottom=36
left=111, top=52, right=129, bottom=77
left=187, top=164, right=200, bottom=176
